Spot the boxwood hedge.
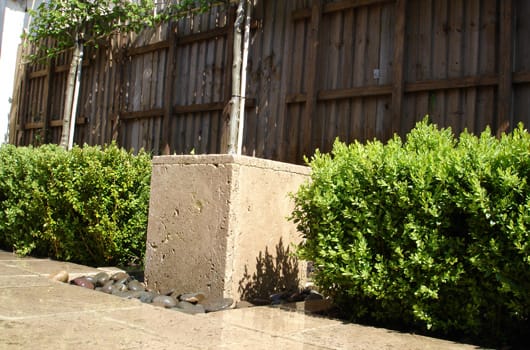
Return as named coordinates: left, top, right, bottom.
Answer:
left=0, top=143, right=151, bottom=267
left=292, top=119, right=529, bottom=346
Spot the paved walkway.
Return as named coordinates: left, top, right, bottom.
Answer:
left=0, top=250, right=480, bottom=349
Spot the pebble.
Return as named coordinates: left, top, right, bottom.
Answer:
left=110, top=272, right=130, bottom=281
left=138, top=291, right=157, bottom=303
left=67, top=272, right=330, bottom=316
left=114, top=282, right=128, bottom=292
left=49, top=270, right=69, bottom=283
left=304, top=290, right=324, bottom=301
left=101, top=280, right=115, bottom=294
left=127, top=280, right=145, bottom=291
left=178, top=292, right=206, bottom=304
left=94, top=272, right=110, bottom=286
left=270, top=292, right=288, bottom=305
left=152, top=295, right=177, bottom=308
left=201, top=297, right=234, bottom=313
left=174, top=301, right=206, bottom=314
left=114, top=277, right=129, bottom=286
left=71, top=277, right=95, bottom=290
left=84, top=275, right=97, bottom=285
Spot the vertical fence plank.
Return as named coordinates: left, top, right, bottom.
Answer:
left=411, top=0, right=431, bottom=125
left=377, top=3, right=394, bottom=140
left=391, top=0, right=406, bottom=134
left=219, top=7, right=236, bottom=153
left=16, top=64, right=29, bottom=145
left=339, top=8, right=354, bottom=141
left=446, top=0, right=464, bottom=133
left=41, top=58, right=54, bottom=143
left=498, top=0, right=513, bottom=134
left=364, top=5, right=382, bottom=139
left=304, top=0, right=322, bottom=156
left=350, top=7, right=367, bottom=141
left=475, top=0, right=496, bottom=131
left=277, top=2, right=298, bottom=162
left=162, top=23, right=176, bottom=154
left=323, top=10, right=343, bottom=151
left=462, top=0, right=480, bottom=132
left=286, top=18, right=307, bottom=162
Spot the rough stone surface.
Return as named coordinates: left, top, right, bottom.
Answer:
left=145, top=155, right=310, bottom=301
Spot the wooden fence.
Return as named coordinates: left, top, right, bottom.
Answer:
left=10, top=0, right=530, bottom=164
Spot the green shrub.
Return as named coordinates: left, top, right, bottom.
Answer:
left=0, top=143, right=151, bottom=266
left=291, top=119, right=529, bottom=346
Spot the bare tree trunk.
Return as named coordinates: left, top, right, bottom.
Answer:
left=68, top=41, right=84, bottom=150
left=237, top=0, right=252, bottom=155
left=60, top=37, right=83, bottom=149
left=227, top=0, right=245, bottom=154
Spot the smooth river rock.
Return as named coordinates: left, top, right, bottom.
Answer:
left=152, top=295, right=177, bottom=308
left=201, top=297, right=234, bottom=313
left=178, top=292, right=206, bottom=304
left=174, top=301, right=206, bottom=314
left=94, top=272, right=110, bottom=286
left=127, top=280, right=145, bottom=291
left=71, top=277, right=95, bottom=290
left=110, top=272, right=130, bottom=281
left=49, top=270, right=69, bottom=283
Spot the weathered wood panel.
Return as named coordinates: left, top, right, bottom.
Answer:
left=280, top=0, right=396, bottom=161
left=11, top=0, right=530, bottom=165
left=402, top=0, right=499, bottom=137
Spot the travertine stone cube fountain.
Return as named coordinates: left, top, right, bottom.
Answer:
left=145, top=155, right=310, bottom=301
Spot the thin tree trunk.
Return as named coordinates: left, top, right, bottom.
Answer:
left=227, top=0, right=245, bottom=154
left=68, top=41, right=84, bottom=150
left=237, top=0, right=252, bottom=155
left=60, top=38, right=83, bottom=149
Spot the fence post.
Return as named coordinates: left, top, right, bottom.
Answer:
left=391, top=0, right=406, bottom=136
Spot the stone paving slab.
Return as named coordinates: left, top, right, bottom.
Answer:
left=1, top=259, right=102, bottom=278
left=0, top=282, right=137, bottom=319
left=0, top=261, right=37, bottom=276
left=97, top=306, right=326, bottom=350
left=0, top=251, right=27, bottom=260
left=0, top=251, right=481, bottom=349
left=205, top=305, right=339, bottom=334
left=0, top=275, right=55, bottom=289
left=0, top=313, right=177, bottom=350
left=206, top=306, right=476, bottom=350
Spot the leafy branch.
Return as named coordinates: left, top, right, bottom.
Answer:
left=24, top=0, right=227, bottom=61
